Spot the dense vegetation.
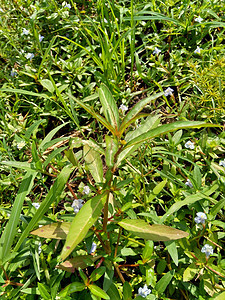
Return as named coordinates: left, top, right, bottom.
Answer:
left=0, top=0, right=225, bottom=299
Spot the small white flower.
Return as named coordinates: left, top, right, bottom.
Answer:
left=39, top=34, right=44, bottom=42
left=89, top=242, right=97, bottom=254
left=201, top=244, right=213, bottom=258
left=164, top=87, right=174, bottom=97
left=195, top=16, right=203, bottom=23
left=219, top=159, right=225, bottom=167
left=103, top=18, right=108, bottom=23
left=22, top=28, right=29, bottom=35
left=194, top=212, right=207, bottom=224
left=153, top=47, right=161, bottom=55
left=62, top=2, right=71, bottom=9
left=10, top=69, right=17, bottom=77
left=32, top=202, right=40, bottom=209
left=17, top=141, right=26, bottom=150
left=119, top=104, right=128, bottom=112
left=138, top=284, right=151, bottom=298
left=83, top=185, right=90, bottom=195
left=72, top=199, right=84, bottom=213
left=185, top=179, right=193, bottom=188
left=194, top=46, right=202, bottom=54
left=185, top=140, right=195, bottom=149
left=25, top=53, right=34, bottom=60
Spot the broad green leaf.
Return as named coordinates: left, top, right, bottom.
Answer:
left=0, top=171, right=37, bottom=263
left=31, top=222, right=71, bottom=239
left=146, top=267, right=156, bottom=286
left=88, top=284, right=110, bottom=300
left=14, top=166, right=72, bottom=252
left=61, top=193, right=107, bottom=260
left=39, top=122, right=69, bottom=151
left=56, top=255, right=100, bottom=272
left=68, top=91, right=115, bottom=135
left=64, top=149, right=78, bottom=166
left=58, top=282, right=85, bottom=298
left=106, top=283, right=121, bottom=300
left=155, top=270, right=175, bottom=293
left=118, top=219, right=188, bottom=241
left=160, top=183, right=219, bottom=223
left=183, top=262, right=198, bottom=282
left=0, top=88, right=49, bottom=99
left=105, top=135, right=118, bottom=168
left=40, top=79, right=55, bottom=93
left=147, top=180, right=167, bottom=203
left=123, top=282, right=132, bottom=300
left=193, top=165, right=202, bottom=189
left=43, top=146, right=68, bottom=168
left=38, top=283, right=51, bottom=300
left=213, top=291, right=225, bottom=300
left=124, top=121, right=221, bottom=149
left=164, top=241, right=178, bottom=266
left=142, top=241, right=154, bottom=263
left=1, top=161, right=37, bottom=172
left=120, top=92, right=163, bottom=134
left=210, top=198, right=225, bottom=217
left=99, top=84, right=120, bottom=129
left=90, top=266, right=106, bottom=282
left=83, top=144, right=103, bottom=183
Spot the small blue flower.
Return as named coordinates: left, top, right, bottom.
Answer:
left=153, top=47, right=161, bottom=55
left=83, top=185, right=90, bottom=195
left=185, top=179, right=193, bottom=188
left=25, top=53, right=34, bottom=60
left=32, top=202, right=40, bottom=209
left=138, top=284, right=151, bottom=298
left=194, top=212, right=207, bottom=224
left=194, top=46, right=202, bottom=54
left=219, top=159, right=225, bottom=167
left=10, top=69, right=17, bottom=77
left=195, top=16, right=203, bottom=23
left=39, top=34, right=44, bottom=42
left=89, top=242, right=97, bottom=254
left=185, top=140, right=194, bottom=149
left=72, top=199, right=84, bottom=213
left=63, top=2, right=71, bottom=9
left=119, top=104, right=128, bottom=112
left=164, top=87, right=174, bottom=97
left=201, top=244, right=213, bottom=258
left=22, top=28, right=29, bottom=35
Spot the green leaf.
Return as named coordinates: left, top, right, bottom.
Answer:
left=107, top=283, right=121, bottom=300
left=83, top=144, right=103, bottom=183
left=123, top=282, right=132, bottom=300
left=142, top=241, right=154, bottom=263
left=68, top=91, right=115, bottom=135
left=120, top=92, right=163, bottom=135
left=164, top=241, right=178, bottom=266
left=160, top=183, right=219, bottom=223
left=147, top=180, right=167, bottom=203
left=1, top=161, right=37, bottom=172
left=90, top=266, right=106, bottom=282
left=38, top=283, right=51, bottom=300
left=56, top=255, right=100, bottom=273
left=213, top=291, right=225, bottom=300
left=40, top=79, right=55, bottom=93
left=58, top=282, right=85, bottom=298
left=210, top=198, right=225, bottom=217
left=60, top=193, right=107, bottom=260
left=183, top=262, right=198, bottom=282
left=24, top=119, right=45, bottom=139
left=39, top=122, right=69, bottom=151
left=105, top=136, right=118, bottom=168
left=88, top=284, right=110, bottom=300
left=118, top=219, right=188, bottom=241
left=193, top=165, right=202, bottom=189
left=98, top=84, right=120, bottom=129
left=14, top=166, right=72, bottom=252
left=0, top=171, right=37, bottom=263
left=124, top=121, right=221, bottom=149
left=155, top=270, right=175, bottom=294
left=31, top=222, right=71, bottom=239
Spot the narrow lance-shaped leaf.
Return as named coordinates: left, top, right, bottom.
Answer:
left=124, top=121, right=221, bottom=149
left=83, top=144, right=103, bottom=183
left=118, top=219, right=188, bottom=241
left=0, top=171, right=37, bottom=263
left=105, top=135, right=118, bottom=168
left=119, top=92, right=163, bottom=135
left=31, top=222, right=71, bottom=240
left=14, top=166, right=72, bottom=252
left=99, top=84, right=120, bottom=129
left=60, top=193, right=107, bottom=260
